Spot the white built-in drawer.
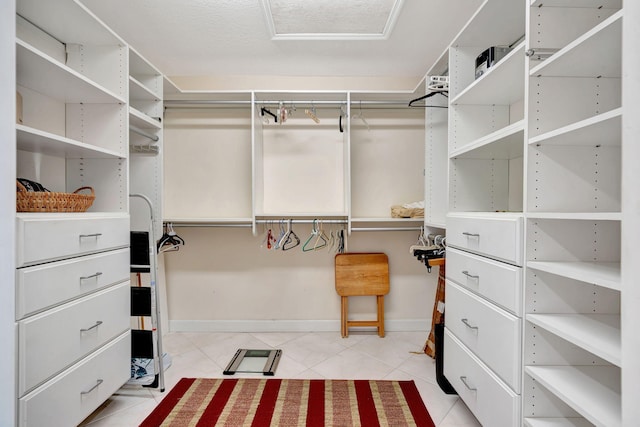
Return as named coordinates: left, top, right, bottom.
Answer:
left=444, top=329, right=520, bottom=427
left=18, top=281, right=130, bottom=395
left=445, top=281, right=521, bottom=392
left=19, top=331, right=130, bottom=427
left=446, top=247, right=522, bottom=315
left=16, top=213, right=129, bottom=267
left=16, top=248, right=129, bottom=319
left=447, top=213, right=523, bottom=265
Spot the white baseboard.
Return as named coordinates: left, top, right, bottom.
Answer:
left=168, top=319, right=430, bottom=333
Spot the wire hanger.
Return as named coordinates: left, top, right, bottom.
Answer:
left=157, top=222, right=185, bottom=253
left=353, top=101, right=370, bottom=131
left=305, top=102, right=320, bottom=124
left=279, top=219, right=300, bottom=251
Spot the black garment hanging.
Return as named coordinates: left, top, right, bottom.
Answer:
left=408, top=91, right=448, bottom=108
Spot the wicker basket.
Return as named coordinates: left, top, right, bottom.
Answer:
left=16, top=181, right=95, bottom=213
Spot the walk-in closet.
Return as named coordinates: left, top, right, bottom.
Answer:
left=2, top=0, right=638, bottom=426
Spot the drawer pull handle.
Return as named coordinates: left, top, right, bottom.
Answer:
left=461, top=318, right=478, bottom=330
left=80, top=320, right=103, bottom=332
left=81, top=379, right=103, bottom=395
left=79, top=233, right=102, bottom=239
left=80, top=272, right=103, bottom=281
left=462, top=232, right=479, bottom=237
left=462, top=270, right=479, bottom=279
left=460, top=376, right=477, bottom=391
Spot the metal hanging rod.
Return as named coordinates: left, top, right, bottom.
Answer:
left=351, top=227, right=422, bottom=232
left=255, top=219, right=348, bottom=225
left=130, top=125, right=159, bottom=142
left=165, top=222, right=253, bottom=228
left=165, top=99, right=417, bottom=106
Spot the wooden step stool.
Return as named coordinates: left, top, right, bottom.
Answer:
left=335, top=253, right=390, bottom=338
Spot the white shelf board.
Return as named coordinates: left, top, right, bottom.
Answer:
left=527, top=314, right=621, bottom=366
left=129, top=76, right=160, bottom=101
left=351, top=217, right=424, bottom=223
left=525, top=365, right=621, bottom=427
left=527, top=261, right=620, bottom=291
left=129, top=47, right=161, bottom=77
left=530, top=0, right=621, bottom=10
left=529, top=108, right=621, bottom=147
left=255, top=213, right=348, bottom=220
left=448, top=211, right=524, bottom=219
left=453, top=0, right=525, bottom=48
left=527, top=212, right=621, bottom=221
left=424, top=221, right=446, bottom=230
left=524, top=418, right=593, bottom=427
left=17, top=0, right=123, bottom=46
left=17, top=124, right=122, bottom=159
left=451, top=42, right=525, bottom=106
left=16, top=40, right=125, bottom=104
left=450, top=120, right=524, bottom=159
left=129, top=108, right=162, bottom=130
left=530, top=11, right=622, bottom=78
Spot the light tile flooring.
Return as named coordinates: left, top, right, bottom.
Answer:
left=81, top=331, right=481, bottom=426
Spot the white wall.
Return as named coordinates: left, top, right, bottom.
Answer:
left=164, top=225, right=435, bottom=332
left=1, top=1, right=16, bottom=424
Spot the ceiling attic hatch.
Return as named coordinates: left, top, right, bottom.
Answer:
left=260, top=0, right=405, bottom=40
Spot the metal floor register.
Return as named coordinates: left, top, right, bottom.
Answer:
left=223, top=349, right=282, bottom=376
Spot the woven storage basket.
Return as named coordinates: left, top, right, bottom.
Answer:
left=391, top=205, right=425, bottom=218
left=16, top=181, right=95, bottom=212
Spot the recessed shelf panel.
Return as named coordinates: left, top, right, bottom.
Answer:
left=16, top=40, right=125, bottom=104
left=529, top=108, right=621, bottom=147
left=17, top=124, right=122, bottom=159
left=450, top=120, right=524, bottom=159
left=527, top=212, right=621, bottom=221
left=525, top=365, right=621, bottom=427
left=530, top=12, right=622, bottom=78
left=527, top=261, right=620, bottom=291
left=527, top=314, right=621, bottom=366
left=524, top=418, right=594, bottom=427
left=129, top=108, right=162, bottom=130
left=530, top=0, right=621, bottom=10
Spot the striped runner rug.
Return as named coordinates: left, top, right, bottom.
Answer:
left=140, top=378, right=435, bottom=427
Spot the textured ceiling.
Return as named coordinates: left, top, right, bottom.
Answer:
left=80, top=0, right=482, bottom=83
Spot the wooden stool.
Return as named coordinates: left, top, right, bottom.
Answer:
left=335, top=253, right=390, bottom=338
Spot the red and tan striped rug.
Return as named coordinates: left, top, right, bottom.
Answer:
left=140, top=378, right=435, bottom=427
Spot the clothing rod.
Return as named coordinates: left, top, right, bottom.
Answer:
left=255, top=219, right=348, bottom=224
left=130, top=126, right=159, bottom=142
left=167, top=223, right=253, bottom=228
left=351, top=227, right=422, bottom=232
left=164, top=100, right=418, bottom=106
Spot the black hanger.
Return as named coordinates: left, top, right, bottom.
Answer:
left=261, top=107, right=278, bottom=123
left=408, top=91, right=449, bottom=108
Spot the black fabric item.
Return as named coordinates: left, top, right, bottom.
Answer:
left=130, top=231, right=151, bottom=272
left=131, top=287, right=152, bottom=317
left=435, top=323, right=457, bottom=394
left=17, top=177, right=49, bottom=192
left=131, top=329, right=154, bottom=359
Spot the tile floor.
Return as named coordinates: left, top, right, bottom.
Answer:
left=80, top=331, right=481, bottom=426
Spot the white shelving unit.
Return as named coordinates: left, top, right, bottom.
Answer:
left=442, top=1, right=526, bottom=425
left=524, top=1, right=623, bottom=425
left=14, top=0, right=131, bottom=425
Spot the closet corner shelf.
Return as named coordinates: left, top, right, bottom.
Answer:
left=528, top=108, right=621, bottom=147
left=17, top=39, right=126, bottom=104
left=524, top=365, right=621, bottom=427
left=450, top=120, right=524, bottom=160
left=529, top=11, right=622, bottom=79
left=524, top=417, right=593, bottom=427
left=451, top=41, right=525, bottom=107
left=129, top=108, right=162, bottom=130
left=17, top=124, right=123, bottom=159
left=526, top=261, right=621, bottom=291
left=129, top=76, right=161, bottom=102
left=452, top=0, right=524, bottom=49
left=526, top=313, right=621, bottom=366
